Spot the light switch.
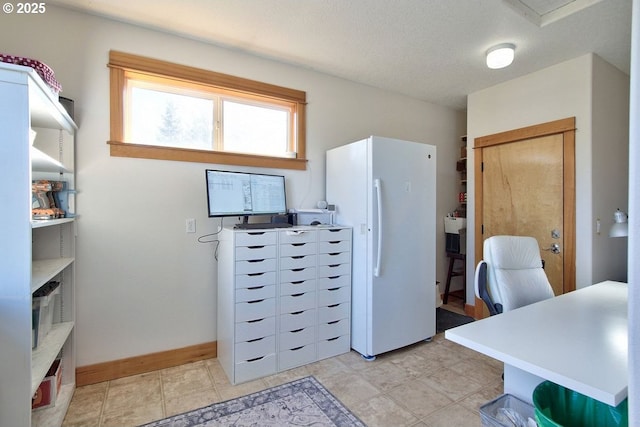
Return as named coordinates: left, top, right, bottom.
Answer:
left=186, top=218, right=196, bottom=233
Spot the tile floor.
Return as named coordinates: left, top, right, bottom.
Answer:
left=62, top=323, right=504, bottom=427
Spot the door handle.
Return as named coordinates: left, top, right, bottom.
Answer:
left=373, top=178, right=382, bottom=277
left=543, top=243, right=560, bottom=254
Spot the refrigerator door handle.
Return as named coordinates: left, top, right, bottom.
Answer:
left=374, top=178, right=382, bottom=277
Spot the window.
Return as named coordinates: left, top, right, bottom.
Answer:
left=108, top=51, right=307, bottom=170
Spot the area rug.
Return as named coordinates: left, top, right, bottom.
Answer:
left=436, top=307, right=474, bottom=333
left=139, top=376, right=366, bottom=427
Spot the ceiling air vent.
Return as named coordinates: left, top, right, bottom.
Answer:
left=502, top=0, right=603, bottom=27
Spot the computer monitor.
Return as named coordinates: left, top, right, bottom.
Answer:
left=205, top=169, right=287, bottom=222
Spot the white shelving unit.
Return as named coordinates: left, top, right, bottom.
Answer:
left=0, top=62, right=77, bottom=427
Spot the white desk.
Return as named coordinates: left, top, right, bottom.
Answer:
left=445, top=281, right=627, bottom=406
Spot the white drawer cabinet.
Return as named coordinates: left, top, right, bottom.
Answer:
left=279, top=343, right=317, bottom=371
left=277, top=228, right=318, bottom=371
left=236, top=285, right=276, bottom=302
left=280, top=279, right=315, bottom=295
left=236, top=271, right=277, bottom=288
left=236, top=316, right=276, bottom=342
left=280, top=266, right=316, bottom=283
left=218, top=226, right=351, bottom=384
left=280, top=309, right=316, bottom=330
left=236, top=298, right=277, bottom=322
left=318, top=302, right=351, bottom=323
left=318, top=286, right=351, bottom=306
left=218, top=230, right=278, bottom=384
left=316, top=228, right=352, bottom=360
left=319, top=335, right=351, bottom=360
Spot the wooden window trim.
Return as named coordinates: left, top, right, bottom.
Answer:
left=107, top=50, right=307, bottom=170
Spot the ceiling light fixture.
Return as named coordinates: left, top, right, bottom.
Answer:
left=486, top=43, right=516, bottom=69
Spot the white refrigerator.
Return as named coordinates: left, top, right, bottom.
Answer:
left=326, top=136, right=436, bottom=359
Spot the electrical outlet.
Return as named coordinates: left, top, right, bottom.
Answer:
left=186, top=218, right=196, bottom=233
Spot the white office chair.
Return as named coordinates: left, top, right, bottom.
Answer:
left=475, top=235, right=555, bottom=315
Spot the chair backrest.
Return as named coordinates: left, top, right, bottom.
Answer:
left=480, top=235, right=555, bottom=313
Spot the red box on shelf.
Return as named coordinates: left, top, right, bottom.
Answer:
left=32, top=359, right=62, bottom=411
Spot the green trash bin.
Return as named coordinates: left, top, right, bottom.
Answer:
left=532, top=381, right=628, bottom=427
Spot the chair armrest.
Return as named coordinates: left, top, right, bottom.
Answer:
left=475, top=260, right=501, bottom=316
left=474, top=261, right=486, bottom=299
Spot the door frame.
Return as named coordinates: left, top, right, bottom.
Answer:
left=473, top=117, right=576, bottom=319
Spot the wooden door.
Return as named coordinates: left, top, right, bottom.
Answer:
left=474, top=118, right=576, bottom=318
left=482, top=134, right=563, bottom=294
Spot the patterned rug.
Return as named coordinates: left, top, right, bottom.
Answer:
left=139, top=376, right=366, bottom=427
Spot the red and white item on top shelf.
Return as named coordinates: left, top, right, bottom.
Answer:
left=0, top=54, right=62, bottom=94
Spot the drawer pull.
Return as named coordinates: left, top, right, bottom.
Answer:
left=292, top=268, right=305, bottom=272
left=291, top=346, right=304, bottom=351
left=248, top=232, right=266, bottom=236
left=247, top=286, right=265, bottom=290
left=247, top=245, right=265, bottom=249
left=329, top=241, right=340, bottom=244
left=327, top=320, right=339, bottom=325
left=327, top=304, right=339, bottom=308
left=248, top=259, right=265, bottom=263
left=328, top=276, right=340, bottom=280
left=292, top=255, right=305, bottom=259
left=247, top=299, right=264, bottom=304
left=247, top=356, right=265, bottom=362
left=292, top=243, right=305, bottom=247
left=328, top=252, right=340, bottom=256
left=290, top=328, right=304, bottom=333
left=247, top=318, right=265, bottom=323
left=328, top=229, right=341, bottom=232
left=328, top=264, right=340, bottom=268
left=291, top=280, right=304, bottom=285
left=291, top=293, right=304, bottom=297
left=247, top=337, right=264, bottom=343
left=291, top=311, right=304, bottom=315
left=248, top=272, right=265, bottom=277
left=328, top=287, right=340, bottom=291
left=327, top=336, right=340, bottom=341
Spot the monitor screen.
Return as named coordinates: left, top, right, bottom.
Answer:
left=205, top=169, right=287, bottom=218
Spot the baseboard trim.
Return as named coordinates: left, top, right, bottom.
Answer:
left=464, top=303, right=475, bottom=318
left=76, top=341, right=217, bottom=386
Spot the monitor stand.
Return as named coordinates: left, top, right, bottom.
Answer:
left=234, top=215, right=292, bottom=230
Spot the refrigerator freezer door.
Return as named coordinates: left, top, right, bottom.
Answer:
left=326, top=136, right=436, bottom=358
left=367, top=137, right=436, bottom=356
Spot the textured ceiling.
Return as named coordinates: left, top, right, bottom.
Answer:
left=48, top=0, right=632, bottom=111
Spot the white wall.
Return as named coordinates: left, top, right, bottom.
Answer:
left=1, top=6, right=465, bottom=365
left=467, top=54, right=629, bottom=303
left=591, top=55, right=630, bottom=283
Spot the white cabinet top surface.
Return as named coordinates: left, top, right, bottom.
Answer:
left=446, top=281, right=627, bottom=406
